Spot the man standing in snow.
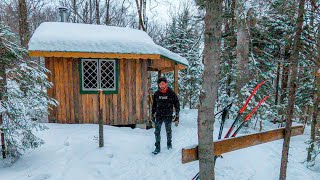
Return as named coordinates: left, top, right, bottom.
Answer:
left=152, top=77, right=180, bottom=154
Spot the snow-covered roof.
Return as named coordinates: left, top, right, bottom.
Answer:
left=28, top=22, right=188, bottom=66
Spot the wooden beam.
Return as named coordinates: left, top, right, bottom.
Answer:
left=160, top=64, right=186, bottom=74
left=174, top=63, right=178, bottom=94
left=147, top=67, right=159, bottom=71
left=177, top=64, right=186, bottom=70
left=29, top=51, right=161, bottom=60
left=150, top=59, right=173, bottom=70
left=160, top=57, right=187, bottom=69
left=152, top=57, right=187, bottom=71
left=182, top=125, right=304, bottom=164
left=160, top=67, right=174, bottom=74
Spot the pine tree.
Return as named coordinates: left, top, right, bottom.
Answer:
left=160, top=7, right=203, bottom=109
left=0, top=22, right=57, bottom=159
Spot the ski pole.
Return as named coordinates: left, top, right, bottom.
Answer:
left=218, top=103, right=232, bottom=140
left=192, top=172, right=199, bottom=180
left=214, top=103, right=232, bottom=166
left=231, top=96, right=270, bottom=137
left=224, top=81, right=266, bottom=138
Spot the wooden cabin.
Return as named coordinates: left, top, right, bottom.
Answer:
left=28, top=22, right=188, bottom=125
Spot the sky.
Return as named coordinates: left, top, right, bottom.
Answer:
left=146, top=0, right=198, bottom=24
left=45, top=0, right=197, bottom=25
left=147, top=0, right=183, bottom=22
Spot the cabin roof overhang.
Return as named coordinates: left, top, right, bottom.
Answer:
left=29, top=51, right=187, bottom=70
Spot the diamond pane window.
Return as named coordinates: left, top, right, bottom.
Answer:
left=100, top=60, right=116, bottom=90
left=82, top=59, right=98, bottom=90
left=81, top=59, right=118, bottom=93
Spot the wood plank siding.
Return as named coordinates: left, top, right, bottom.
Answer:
left=45, top=57, right=149, bottom=125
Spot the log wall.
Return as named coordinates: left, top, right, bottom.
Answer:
left=45, top=57, right=149, bottom=125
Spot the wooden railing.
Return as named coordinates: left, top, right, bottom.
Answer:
left=182, top=125, right=304, bottom=164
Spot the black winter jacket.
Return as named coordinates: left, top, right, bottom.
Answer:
left=152, top=87, right=180, bottom=118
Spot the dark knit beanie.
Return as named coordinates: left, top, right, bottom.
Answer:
left=157, top=77, right=167, bottom=84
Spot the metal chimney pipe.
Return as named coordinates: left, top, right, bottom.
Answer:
left=58, top=7, right=68, bottom=22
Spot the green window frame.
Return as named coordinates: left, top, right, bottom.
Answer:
left=80, top=58, right=119, bottom=94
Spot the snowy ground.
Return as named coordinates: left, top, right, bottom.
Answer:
left=0, top=109, right=319, bottom=180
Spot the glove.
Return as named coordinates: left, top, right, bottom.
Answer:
left=173, top=114, right=179, bottom=127
left=151, top=114, right=156, bottom=124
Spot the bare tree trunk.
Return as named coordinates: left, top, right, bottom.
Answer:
left=18, top=0, right=29, bottom=48
left=197, top=0, right=222, bottom=179
left=279, top=0, right=305, bottom=179
left=273, top=62, right=281, bottom=124
left=235, top=0, right=249, bottom=98
left=89, top=0, right=93, bottom=24
left=135, top=0, right=146, bottom=31
left=308, top=72, right=320, bottom=161
left=0, top=42, right=6, bottom=158
left=275, top=62, right=281, bottom=105
left=226, top=0, right=236, bottom=98
left=95, top=0, right=100, bottom=24
left=190, top=92, right=192, bottom=109
left=279, top=45, right=290, bottom=126
left=72, top=0, right=78, bottom=23
left=303, top=106, right=309, bottom=125
left=307, top=24, right=320, bottom=162
left=223, top=0, right=230, bottom=50
left=225, top=0, right=232, bottom=97
left=142, top=0, right=146, bottom=26
left=84, top=1, right=89, bottom=23
left=105, top=0, right=110, bottom=25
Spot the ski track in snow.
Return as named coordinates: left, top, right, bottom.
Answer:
left=0, top=109, right=319, bottom=180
